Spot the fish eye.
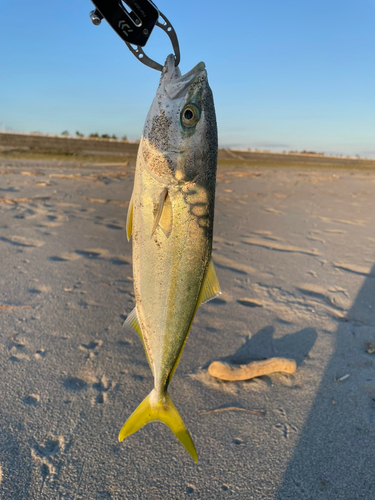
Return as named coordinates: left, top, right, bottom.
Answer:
left=181, top=104, right=199, bottom=128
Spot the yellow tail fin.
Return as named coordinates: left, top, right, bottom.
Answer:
left=118, top=389, right=198, bottom=462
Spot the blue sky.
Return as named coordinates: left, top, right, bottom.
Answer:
left=0, top=0, right=374, bottom=157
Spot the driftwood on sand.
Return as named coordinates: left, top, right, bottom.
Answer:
left=208, top=357, right=297, bottom=381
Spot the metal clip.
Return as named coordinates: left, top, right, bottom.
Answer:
left=89, top=0, right=180, bottom=71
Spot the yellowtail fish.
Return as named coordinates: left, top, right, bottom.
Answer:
left=120, top=54, right=221, bottom=461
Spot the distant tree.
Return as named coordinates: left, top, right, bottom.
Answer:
left=121, top=134, right=128, bottom=141
left=89, top=133, right=99, bottom=138
left=111, top=134, right=118, bottom=140
left=76, top=131, right=84, bottom=137
left=101, top=134, right=110, bottom=139
left=61, top=130, right=69, bottom=136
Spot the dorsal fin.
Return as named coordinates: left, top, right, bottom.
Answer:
left=197, top=258, right=221, bottom=306
left=126, top=193, right=133, bottom=241
left=168, top=258, right=221, bottom=384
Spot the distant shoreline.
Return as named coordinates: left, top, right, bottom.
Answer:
left=1, top=131, right=374, bottom=169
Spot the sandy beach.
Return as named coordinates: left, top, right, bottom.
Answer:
left=0, top=158, right=375, bottom=499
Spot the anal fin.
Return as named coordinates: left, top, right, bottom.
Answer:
left=123, top=307, right=153, bottom=374
left=123, top=307, right=141, bottom=337
left=126, top=193, right=133, bottom=241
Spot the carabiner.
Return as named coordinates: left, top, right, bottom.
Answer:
left=89, top=0, right=180, bottom=71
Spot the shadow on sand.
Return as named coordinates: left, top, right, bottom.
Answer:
left=0, top=415, right=32, bottom=499
left=275, top=264, right=375, bottom=500
left=217, top=325, right=317, bottom=367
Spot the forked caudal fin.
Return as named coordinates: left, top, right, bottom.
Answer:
left=118, top=389, right=198, bottom=462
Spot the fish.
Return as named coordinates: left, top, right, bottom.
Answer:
left=119, top=54, right=221, bottom=462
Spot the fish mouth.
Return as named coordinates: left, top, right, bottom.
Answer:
left=162, top=54, right=207, bottom=99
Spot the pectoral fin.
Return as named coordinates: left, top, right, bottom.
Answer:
left=126, top=193, right=133, bottom=241
left=151, top=188, right=172, bottom=237
left=158, top=192, right=173, bottom=237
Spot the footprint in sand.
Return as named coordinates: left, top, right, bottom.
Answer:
left=92, top=374, right=114, bottom=404
left=35, top=349, right=47, bottom=359
left=79, top=340, right=103, bottom=359
left=276, top=407, right=287, bottom=418
left=8, top=338, right=29, bottom=363
left=63, top=370, right=114, bottom=404
left=38, top=212, right=69, bottom=228
left=29, top=435, right=69, bottom=483
left=63, top=377, right=88, bottom=392
left=275, top=422, right=298, bottom=439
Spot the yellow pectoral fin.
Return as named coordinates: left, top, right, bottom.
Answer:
left=123, top=307, right=153, bottom=374
left=119, top=389, right=198, bottom=462
left=158, top=192, right=173, bottom=237
left=151, top=187, right=169, bottom=237
left=126, top=193, right=133, bottom=241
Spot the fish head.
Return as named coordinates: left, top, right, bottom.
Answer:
left=141, top=54, right=218, bottom=184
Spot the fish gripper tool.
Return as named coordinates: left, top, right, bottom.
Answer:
left=89, top=0, right=180, bottom=71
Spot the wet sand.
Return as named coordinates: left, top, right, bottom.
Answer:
left=0, top=158, right=374, bottom=499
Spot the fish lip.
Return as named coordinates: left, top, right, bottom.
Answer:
left=162, top=55, right=207, bottom=99
left=162, top=54, right=206, bottom=81
left=176, top=61, right=206, bottom=82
